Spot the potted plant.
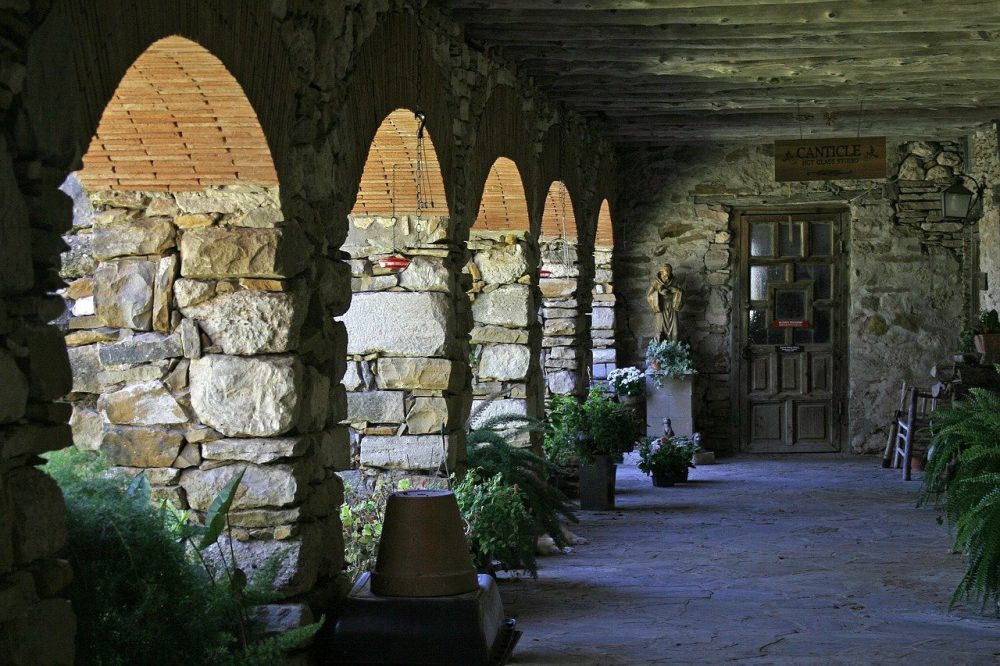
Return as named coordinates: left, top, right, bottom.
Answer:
left=973, top=309, right=1000, bottom=359
left=646, top=339, right=697, bottom=388
left=957, top=327, right=979, bottom=364
left=544, top=394, right=585, bottom=498
left=574, top=386, right=641, bottom=510
left=606, top=367, right=645, bottom=406
left=638, top=435, right=698, bottom=487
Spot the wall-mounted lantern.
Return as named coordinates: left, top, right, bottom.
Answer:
left=942, top=175, right=985, bottom=222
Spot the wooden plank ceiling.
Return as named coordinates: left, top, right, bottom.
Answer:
left=428, top=0, right=1000, bottom=144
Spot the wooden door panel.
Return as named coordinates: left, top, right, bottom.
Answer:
left=749, top=355, right=771, bottom=394
left=809, top=353, right=832, bottom=393
left=779, top=354, right=801, bottom=393
left=792, top=402, right=838, bottom=451
left=749, top=402, right=784, bottom=449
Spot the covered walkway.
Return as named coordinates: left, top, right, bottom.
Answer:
left=504, top=457, right=1000, bottom=665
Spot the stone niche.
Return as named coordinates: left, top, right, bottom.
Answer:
left=58, top=179, right=347, bottom=598
left=339, top=213, right=465, bottom=478
left=465, top=231, right=540, bottom=449
left=539, top=236, right=585, bottom=396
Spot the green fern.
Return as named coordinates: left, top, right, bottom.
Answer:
left=466, top=412, right=578, bottom=549
left=921, top=388, right=1000, bottom=612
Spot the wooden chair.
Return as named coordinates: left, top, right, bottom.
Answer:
left=892, top=387, right=938, bottom=480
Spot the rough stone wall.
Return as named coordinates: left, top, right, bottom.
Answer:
left=616, top=139, right=981, bottom=455
left=466, top=231, right=541, bottom=447
left=591, top=247, right=617, bottom=371
left=539, top=237, right=586, bottom=395
left=973, top=128, right=1000, bottom=312
left=0, top=1, right=612, bottom=655
left=57, top=182, right=348, bottom=601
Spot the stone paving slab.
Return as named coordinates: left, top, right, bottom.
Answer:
left=501, top=456, right=1000, bottom=665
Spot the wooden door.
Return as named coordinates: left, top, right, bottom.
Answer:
left=736, top=210, right=846, bottom=453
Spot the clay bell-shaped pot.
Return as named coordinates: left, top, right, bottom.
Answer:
left=370, top=489, right=479, bottom=597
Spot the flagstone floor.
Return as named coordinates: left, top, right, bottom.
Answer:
left=502, top=455, right=1000, bottom=665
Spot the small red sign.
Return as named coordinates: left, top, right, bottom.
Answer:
left=771, top=319, right=810, bottom=329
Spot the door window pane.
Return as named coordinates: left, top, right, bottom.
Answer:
left=750, top=265, right=786, bottom=301
left=813, top=308, right=831, bottom=344
left=795, top=264, right=831, bottom=300
left=775, top=288, right=806, bottom=319
left=779, top=222, right=802, bottom=256
left=809, top=222, right=832, bottom=256
left=793, top=328, right=814, bottom=344
left=751, top=224, right=773, bottom=257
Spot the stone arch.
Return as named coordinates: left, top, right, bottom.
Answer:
left=474, top=157, right=532, bottom=233
left=351, top=108, right=448, bottom=218
left=591, top=199, right=619, bottom=378
left=466, top=85, right=540, bottom=235
left=595, top=199, right=614, bottom=249
left=7, top=5, right=347, bottom=646
left=335, top=12, right=457, bottom=223
left=541, top=180, right=579, bottom=240
left=339, top=104, right=462, bottom=475
left=24, top=0, right=296, bottom=186
left=77, top=35, right=279, bottom=191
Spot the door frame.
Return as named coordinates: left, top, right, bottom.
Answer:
left=730, top=205, right=850, bottom=453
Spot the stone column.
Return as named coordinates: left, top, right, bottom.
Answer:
left=539, top=236, right=584, bottom=396
left=466, top=231, right=541, bottom=450
left=59, top=184, right=347, bottom=601
left=590, top=247, right=616, bottom=373
left=340, top=214, right=464, bottom=481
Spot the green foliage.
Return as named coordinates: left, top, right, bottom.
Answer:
left=45, top=448, right=322, bottom=664
left=920, top=388, right=1000, bottom=611
left=977, top=309, right=1000, bottom=334
left=637, top=435, right=698, bottom=476
left=646, top=339, right=697, bottom=386
left=959, top=328, right=978, bottom=354
left=44, top=448, right=233, bottom=665
left=453, top=470, right=537, bottom=575
left=466, top=412, right=577, bottom=548
left=339, top=477, right=412, bottom=583
left=543, top=394, right=583, bottom=469
left=575, top=386, right=642, bottom=463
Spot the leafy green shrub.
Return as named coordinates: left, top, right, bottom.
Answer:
left=466, top=412, right=577, bottom=548
left=977, top=309, right=1000, bottom=334
left=921, top=388, right=1000, bottom=611
left=576, top=386, right=642, bottom=463
left=45, top=448, right=233, bottom=665
left=543, top=394, right=583, bottom=469
left=45, top=448, right=322, bottom=664
left=453, top=470, right=536, bottom=575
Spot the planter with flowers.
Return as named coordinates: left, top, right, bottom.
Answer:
left=607, top=367, right=646, bottom=407
left=644, top=340, right=697, bottom=439
left=638, top=435, right=700, bottom=487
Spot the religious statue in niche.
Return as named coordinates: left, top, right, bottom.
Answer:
left=646, top=263, right=684, bottom=342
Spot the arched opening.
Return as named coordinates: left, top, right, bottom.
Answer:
left=591, top=199, right=617, bottom=380
left=340, top=108, right=456, bottom=477
left=538, top=181, right=582, bottom=396
left=466, top=157, right=539, bottom=448
left=57, top=36, right=327, bottom=603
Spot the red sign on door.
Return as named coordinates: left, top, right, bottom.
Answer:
left=771, top=319, right=810, bottom=329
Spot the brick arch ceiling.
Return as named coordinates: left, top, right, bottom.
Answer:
left=77, top=36, right=277, bottom=192
left=474, top=157, right=529, bottom=233
left=351, top=108, right=449, bottom=217
left=540, top=181, right=577, bottom=239
left=595, top=199, right=614, bottom=249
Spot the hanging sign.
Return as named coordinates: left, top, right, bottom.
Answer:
left=771, top=319, right=810, bottom=329
left=774, top=136, right=886, bottom=182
